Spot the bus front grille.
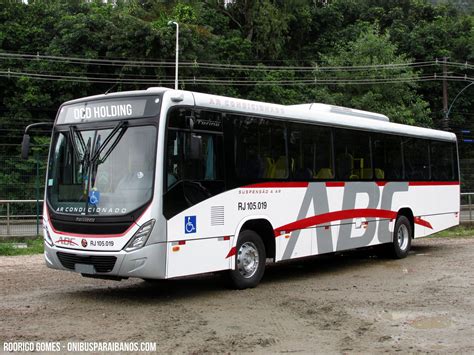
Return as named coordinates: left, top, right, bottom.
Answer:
left=56, top=252, right=117, bottom=273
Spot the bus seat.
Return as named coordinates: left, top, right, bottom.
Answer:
left=314, top=168, right=333, bottom=179
left=273, top=156, right=288, bottom=178
left=264, top=157, right=275, bottom=178
left=374, top=168, right=385, bottom=179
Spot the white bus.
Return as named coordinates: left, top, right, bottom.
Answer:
left=23, top=87, right=460, bottom=289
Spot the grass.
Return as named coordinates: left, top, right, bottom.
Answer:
left=0, top=237, right=44, bottom=256
left=430, top=225, right=474, bottom=238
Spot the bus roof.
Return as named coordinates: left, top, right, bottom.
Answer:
left=62, top=87, right=456, bottom=142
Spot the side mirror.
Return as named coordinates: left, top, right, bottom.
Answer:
left=190, top=133, right=202, bottom=160
left=21, top=134, right=31, bottom=160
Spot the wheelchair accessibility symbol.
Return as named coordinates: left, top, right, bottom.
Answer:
left=88, top=190, right=100, bottom=205
left=185, top=216, right=196, bottom=234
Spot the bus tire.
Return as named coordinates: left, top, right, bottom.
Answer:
left=228, top=230, right=266, bottom=289
left=390, top=215, right=412, bottom=259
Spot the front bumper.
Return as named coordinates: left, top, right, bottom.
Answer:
left=44, top=242, right=167, bottom=279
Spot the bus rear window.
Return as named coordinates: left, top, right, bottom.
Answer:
left=431, top=141, right=457, bottom=181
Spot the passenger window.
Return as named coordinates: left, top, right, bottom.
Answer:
left=430, top=141, right=456, bottom=181
left=372, top=134, right=403, bottom=180
left=164, top=108, right=225, bottom=219
left=289, top=123, right=333, bottom=180
left=233, top=116, right=287, bottom=180
left=167, top=131, right=223, bottom=184
left=334, top=129, right=372, bottom=180
left=166, top=109, right=223, bottom=187
left=403, top=138, right=430, bottom=180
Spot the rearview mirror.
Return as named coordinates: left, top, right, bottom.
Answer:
left=190, top=133, right=202, bottom=160
left=21, top=134, right=30, bottom=160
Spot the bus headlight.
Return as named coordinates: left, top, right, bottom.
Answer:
left=43, top=225, right=54, bottom=247
left=124, top=219, right=155, bottom=252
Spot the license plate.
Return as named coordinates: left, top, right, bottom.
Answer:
left=75, top=263, right=95, bottom=274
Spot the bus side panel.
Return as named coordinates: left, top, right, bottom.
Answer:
left=414, top=223, right=427, bottom=238
left=276, top=228, right=313, bottom=261
left=163, top=181, right=459, bottom=278
left=422, top=213, right=459, bottom=237
left=409, top=184, right=460, bottom=219
left=166, top=237, right=232, bottom=278
left=380, top=183, right=460, bottom=239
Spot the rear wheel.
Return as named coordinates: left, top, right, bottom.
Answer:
left=389, top=215, right=412, bottom=259
left=228, top=230, right=266, bottom=289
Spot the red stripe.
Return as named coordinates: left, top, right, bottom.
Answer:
left=46, top=204, right=151, bottom=239
left=243, top=181, right=458, bottom=189
left=274, top=209, right=433, bottom=236
left=226, top=246, right=236, bottom=259
left=274, top=209, right=397, bottom=236
left=414, top=216, right=433, bottom=229
left=243, top=182, right=309, bottom=188
left=50, top=221, right=136, bottom=239
left=326, top=182, right=345, bottom=187
left=409, top=181, right=459, bottom=186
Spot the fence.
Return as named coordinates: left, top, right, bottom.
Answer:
left=460, top=159, right=474, bottom=192
left=0, top=155, right=47, bottom=238
left=0, top=194, right=472, bottom=238
left=461, top=193, right=474, bottom=224
left=0, top=200, right=43, bottom=237
left=0, top=156, right=47, bottom=201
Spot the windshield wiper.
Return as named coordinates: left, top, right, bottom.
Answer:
left=69, top=125, right=92, bottom=177
left=90, top=121, right=128, bottom=165
left=68, top=126, right=92, bottom=202
left=69, top=126, right=87, bottom=163
left=89, top=121, right=128, bottom=189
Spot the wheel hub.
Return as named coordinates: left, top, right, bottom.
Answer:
left=237, top=242, right=259, bottom=279
left=397, top=224, right=409, bottom=251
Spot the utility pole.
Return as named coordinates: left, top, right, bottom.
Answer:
left=168, top=21, right=179, bottom=90
left=442, top=57, right=449, bottom=130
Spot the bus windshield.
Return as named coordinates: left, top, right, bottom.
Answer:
left=47, top=125, right=157, bottom=216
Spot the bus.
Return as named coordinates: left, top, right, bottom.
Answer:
left=22, top=87, right=460, bottom=289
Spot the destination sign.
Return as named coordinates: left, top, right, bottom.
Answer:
left=56, top=96, right=161, bottom=124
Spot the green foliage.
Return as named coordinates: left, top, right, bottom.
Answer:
left=0, top=238, right=44, bottom=256
left=431, top=225, right=474, bottom=238
left=0, top=0, right=473, bottom=197
left=316, top=24, right=432, bottom=125
left=173, top=3, right=197, bottom=23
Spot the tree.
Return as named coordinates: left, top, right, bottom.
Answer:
left=314, top=24, right=432, bottom=125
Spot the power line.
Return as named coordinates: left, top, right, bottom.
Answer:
left=1, top=69, right=473, bottom=86
left=2, top=51, right=473, bottom=72
left=0, top=49, right=432, bottom=64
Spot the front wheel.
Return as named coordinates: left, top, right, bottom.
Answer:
left=389, top=215, right=412, bottom=259
left=228, top=230, right=266, bottom=289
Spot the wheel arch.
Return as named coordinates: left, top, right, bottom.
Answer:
left=397, top=207, right=414, bottom=238
left=234, top=216, right=275, bottom=260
